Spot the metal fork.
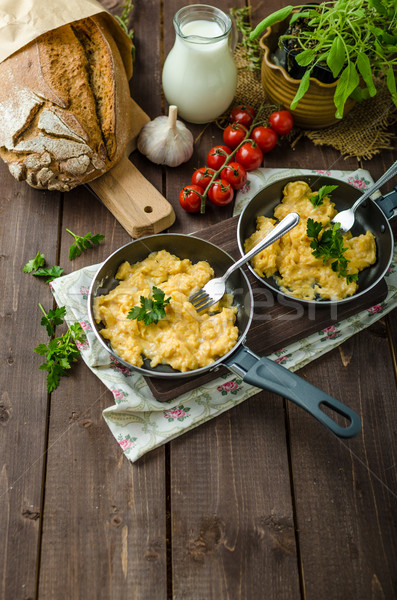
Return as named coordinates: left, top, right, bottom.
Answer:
left=330, top=159, right=397, bottom=233
left=189, top=212, right=300, bottom=312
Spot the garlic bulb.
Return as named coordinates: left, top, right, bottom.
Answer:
left=137, top=105, right=194, bottom=167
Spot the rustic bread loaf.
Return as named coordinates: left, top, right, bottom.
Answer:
left=0, top=14, right=132, bottom=191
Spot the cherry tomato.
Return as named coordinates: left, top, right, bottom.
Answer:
left=251, top=126, right=278, bottom=153
left=235, top=141, right=263, bottom=171
left=208, top=179, right=234, bottom=206
left=268, top=110, right=294, bottom=135
left=179, top=185, right=204, bottom=213
left=191, top=167, right=215, bottom=189
left=222, top=123, right=248, bottom=149
left=230, top=104, right=256, bottom=128
left=220, top=162, right=247, bottom=190
left=206, top=145, right=232, bottom=170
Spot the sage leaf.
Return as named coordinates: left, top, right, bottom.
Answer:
left=295, top=49, right=316, bottom=67
left=327, top=37, right=346, bottom=78
left=290, top=69, right=311, bottom=110
left=333, top=63, right=360, bottom=119
left=249, top=6, right=294, bottom=40
left=356, top=52, right=377, bottom=97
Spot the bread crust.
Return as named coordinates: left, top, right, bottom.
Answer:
left=0, top=15, right=132, bottom=192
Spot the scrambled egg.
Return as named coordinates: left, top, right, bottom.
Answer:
left=244, top=180, right=376, bottom=301
left=93, top=250, right=238, bottom=372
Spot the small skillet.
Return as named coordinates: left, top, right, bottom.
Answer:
left=237, top=174, right=397, bottom=306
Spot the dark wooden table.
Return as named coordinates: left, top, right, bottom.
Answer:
left=2, top=1, right=397, bottom=598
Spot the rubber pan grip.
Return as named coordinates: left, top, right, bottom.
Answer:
left=243, top=356, right=361, bottom=438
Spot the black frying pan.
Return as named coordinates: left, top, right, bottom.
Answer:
left=237, top=174, right=397, bottom=305
left=88, top=233, right=361, bottom=439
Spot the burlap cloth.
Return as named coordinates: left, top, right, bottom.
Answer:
left=232, top=46, right=397, bottom=160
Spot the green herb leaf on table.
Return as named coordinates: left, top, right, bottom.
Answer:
left=23, top=252, right=45, bottom=273
left=306, top=218, right=358, bottom=283
left=33, top=265, right=64, bottom=282
left=127, top=286, right=171, bottom=325
left=66, top=229, right=105, bottom=260
left=34, top=305, right=85, bottom=393
left=38, top=303, right=66, bottom=336
left=309, top=184, right=338, bottom=207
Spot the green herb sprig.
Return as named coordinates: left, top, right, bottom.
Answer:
left=127, top=286, right=171, bottom=325
left=309, top=184, right=339, bottom=207
left=33, top=266, right=64, bottom=282
left=230, top=7, right=261, bottom=71
left=34, top=304, right=85, bottom=393
left=23, top=253, right=64, bottom=282
left=38, top=303, right=66, bottom=336
left=307, top=218, right=358, bottom=283
left=115, top=0, right=136, bottom=61
left=23, top=252, right=45, bottom=273
left=66, top=229, right=105, bottom=260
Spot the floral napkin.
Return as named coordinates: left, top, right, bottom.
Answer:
left=51, top=168, right=397, bottom=462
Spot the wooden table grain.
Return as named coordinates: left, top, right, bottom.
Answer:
left=1, top=1, right=396, bottom=599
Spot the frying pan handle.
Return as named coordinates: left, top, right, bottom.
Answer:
left=225, top=346, right=361, bottom=438
left=374, top=186, right=397, bottom=221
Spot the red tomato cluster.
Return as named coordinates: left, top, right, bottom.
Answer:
left=178, top=105, right=293, bottom=213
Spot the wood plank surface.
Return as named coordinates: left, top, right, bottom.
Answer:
left=1, top=0, right=396, bottom=599
left=171, top=397, right=301, bottom=600
left=288, top=322, right=397, bottom=599
left=36, top=2, right=168, bottom=598
left=0, top=161, right=61, bottom=599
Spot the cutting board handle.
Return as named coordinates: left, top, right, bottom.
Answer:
left=88, top=155, right=175, bottom=238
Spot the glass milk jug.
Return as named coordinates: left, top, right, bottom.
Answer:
left=162, top=4, right=237, bottom=124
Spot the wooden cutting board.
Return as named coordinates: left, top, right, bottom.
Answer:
left=145, top=215, right=388, bottom=402
left=88, top=99, right=175, bottom=238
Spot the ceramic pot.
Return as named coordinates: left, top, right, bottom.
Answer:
left=259, top=18, right=355, bottom=128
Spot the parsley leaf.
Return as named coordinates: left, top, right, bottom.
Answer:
left=23, top=252, right=45, bottom=273
left=127, top=286, right=171, bottom=325
left=306, top=218, right=358, bottom=283
left=66, top=228, right=105, bottom=260
left=309, top=184, right=338, bottom=207
left=34, top=304, right=85, bottom=393
left=306, top=218, right=323, bottom=239
left=38, top=303, right=66, bottom=336
left=33, top=265, right=64, bottom=282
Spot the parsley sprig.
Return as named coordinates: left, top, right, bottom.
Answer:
left=309, top=185, right=338, bottom=207
left=66, top=229, right=105, bottom=260
left=23, top=252, right=45, bottom=273
left=33, top=266, right=64, bottom=282
left=38, top=303, right=66, bottom=336
left=34, top=304, right=85, bottom=393
left=23, top=253, right=64, bottom=282
left=307, top=218, right=358, bottom=283
left=127, top=286, right=171, bottom=325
